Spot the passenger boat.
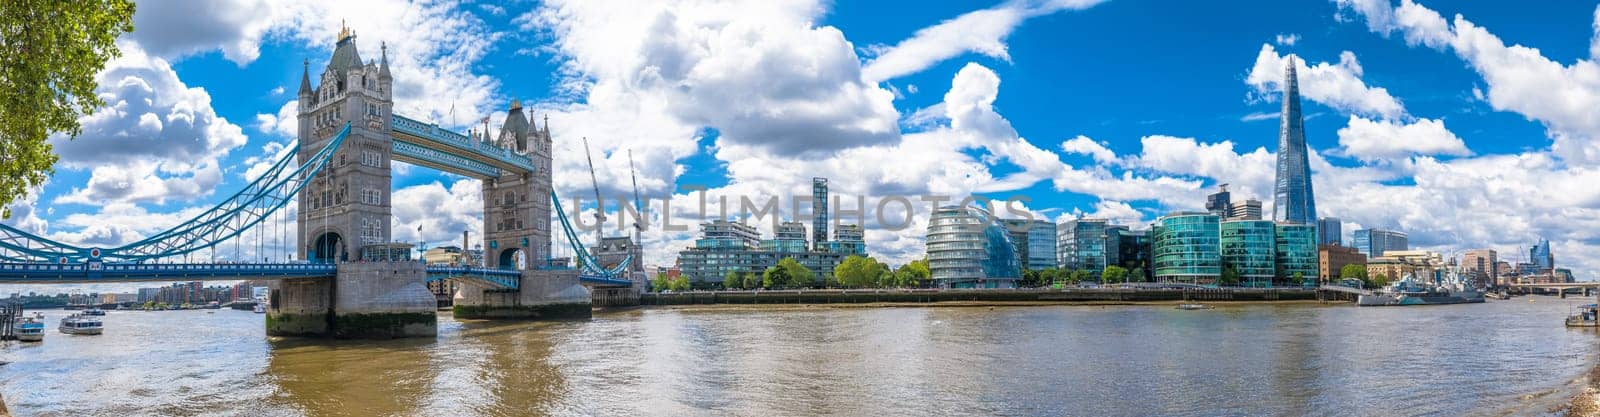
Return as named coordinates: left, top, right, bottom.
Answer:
left=14, top=313, right=45, bottom=342
left=82, top=308, right=106, bottom=316
left=1568, top=304, right=1599, bottom=327
left=1176, top=304, right=1214, bottom=310
left=59, top=314, right=103, bottom=335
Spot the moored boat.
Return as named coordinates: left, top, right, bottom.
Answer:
left=15, top=313, right=45, bottom=342
left=253, top=303, right=266, bottom=314
left=59, top=314, right=103, bottom=335
left=82, top=308, right=106, bottom=316
left=1568, top=304, right=1599, bottom=327
left=1357, top=271, right=1484, bottom=307
left=1176, top=304, right=1214, bottom=310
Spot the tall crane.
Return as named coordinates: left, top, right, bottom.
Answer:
left=581, top=137, right=606, bottom=250
left=627, top=150, right=644, bottom=275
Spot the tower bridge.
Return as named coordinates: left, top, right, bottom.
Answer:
left=0, top=27, right=638, bottom=338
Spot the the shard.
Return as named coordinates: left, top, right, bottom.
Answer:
left=1273, top=55, right=1317, bottom=225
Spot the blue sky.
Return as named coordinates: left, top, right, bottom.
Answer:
left=7, top=0, right=1600, bottom=294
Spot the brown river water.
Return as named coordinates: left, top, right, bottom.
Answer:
left=2, top=297, right=1597, bottom=416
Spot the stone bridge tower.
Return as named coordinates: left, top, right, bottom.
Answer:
left=296, top=27, right=394, bottom=263
left=482, top=101, right=553, bottom=270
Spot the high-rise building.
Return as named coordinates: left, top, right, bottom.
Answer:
left=1353, top=228, right=1408, bottom=257
left=1206, top=184, right=1232, bottom=218
left=927, top=205, right=1020, bottom=289
left=1106, top=227, right=1153, bottom=281
left=1273, top=56, right=1317, bottom=225
left=1220, top=220, right=1276, bottom=287
left=1057, top=218, right=1110, bottom=275
left=1319, top=244, right=1366, bottom=284
left=819, top=224, right=867, bottom=256
left=1152, top=212, right=1222, bottom=284
left=759, top=222, right=809, bottom=253
left=812, top=177, right=829, bottom=248
left=1317, top=217, right=1342, bottom=246
left=1531, top=238, right=1554, bottom=270
left=1462, top=249, right=1498, bottom=287
left=1227, top=199, right=1262, bottom=221
left=676, top=220, right=846, bottom=286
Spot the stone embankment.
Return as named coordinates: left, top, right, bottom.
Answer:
left=641, top=287, right=1325, bottom=306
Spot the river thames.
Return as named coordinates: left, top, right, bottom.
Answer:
left=2, top=297, right=1596, bottom=416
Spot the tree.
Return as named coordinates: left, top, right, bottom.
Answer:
left=670, top=276, right=691, bottom=292
left=741, top=272, right=760, bottom=290
left=776, top=257, right=814, bottom=288
left=723, top=271, right=742, bottom=290
left=1130, top=267, right=1146, bottom=283
left=1102, top=265, right=1128, bottom=284
left=1339, top=264, right=1368, bottom=281
left=651, top=273, right=671, bottom=292
left=762, top=265, right=790, bottom=289
left=835, top=255, right=886, bottom=288
left=1219, top=265, right=1241, bottom=287
left=1367, top=273, right=1390, bottom=290
left=1065, top=269, right=1090, bottom=285
left=1293, top=272, right=1306, bottom=287
left=0, top=1, right=136, bottom=218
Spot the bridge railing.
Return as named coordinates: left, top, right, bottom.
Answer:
left=391, top=115, right=534, bottom=172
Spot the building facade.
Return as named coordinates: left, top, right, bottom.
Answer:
left=818, top=224, right=867, bottom=256
left=1531, top=238, right=1554, bottom=270
left=1462, top=249, right=1498, bottom=287
left=1273, top=56, right=1318, bottom=225
left=1107, top=227, right=1153, bottom=281
left=1318, top=244, right=1366, bottom=284
left=676, top=220, right=846, bottom=286
left=812, top=177, right=829, bottom=248
left=1153, top=213, right=1221, bottom=284
left=1057, top=218, right=1110, bottom=275
left=1317, top=217, right=1342, bottom=246
left=1274, top=223, right=1319, bottom=286
left=1000, top=219, right=1057, bottom=271
left=1220, top=220, right=1276, bottom=287
left=927, top=205, right=1020, bottom=288
left=1228, top=199, right=1262, bottom=221
left=1353, top=228, right=1408, bottom=257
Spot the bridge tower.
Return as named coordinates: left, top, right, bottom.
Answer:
left=481, top=102, right=553, bottom=270
left=271, top=26, right=435, bottom=338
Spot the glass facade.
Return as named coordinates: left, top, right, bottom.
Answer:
left=1107, top=227, right=1153, bottom=281
left=1274, top=223, right=1319, bottom=287
left=1000, top=219, right=1057, bottom=271
left=1220, top=220, right=1276, bottom=287
left=927, top=205, right=1020, bottom=289
left=1353, top=228, right=1408, bottom=257
left=1317, top=217, right=1341, bottom=246
left=1273, top=56, right=1318, bottom=225
left=1057, top=219, right=1108, bottom=275
left=1153, top=213, right=1221, bottom=284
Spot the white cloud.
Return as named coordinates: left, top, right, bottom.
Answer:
left=1275, top=33, right=1301, bottom=46
left=253, top=100, right=297, bottom=138
left=128, top=0, right=278, bottom=65
left=1060, top=135, right=1118, bottom=165
left=1335, top=115, right=1470, bottom=161
left=861, top=0, right=1107, bottom=83
left=390, top=180, right=484, bottom=247
left=1246, top=43, right=1405, bottom=119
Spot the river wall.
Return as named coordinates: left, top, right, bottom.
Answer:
left=641, top=287, right=1324, bottom=305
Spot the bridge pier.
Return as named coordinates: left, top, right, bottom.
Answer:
left=452, top=270, right=591, bottom=320
left=267, top=261, right=437, bottom=338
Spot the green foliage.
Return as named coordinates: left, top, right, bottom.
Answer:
left=1130, top=267, right=1146, bottom=282
left=741, top=272, right=760, bottom=290
left=777, top=257, right=814, bottom=288
left=1219, top=265, right=1241, bottom=286
left=762, top=265, right=789, bottom=289
left=0, top=0, right=135, bottom=218
left=1366, top=273, right=1390, bottom=290
left=1066, top=269, right=1091, bottom=285
left=1339, top=264, right=1368, bottom=280
left=669, top=276, right=691, bottom=292
left=723, top=271, right=741, bottom=290
left=835, top=255, right=888, bottom=288
left=1101, top=265, right=1128, bottom=284
left=651, top=273, right=671, bottom=292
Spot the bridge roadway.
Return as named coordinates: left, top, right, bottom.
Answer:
left=389, top=114, right=535, bottom=179
left=0, top=262, right=633, bottom=288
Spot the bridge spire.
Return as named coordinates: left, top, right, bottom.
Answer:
left=298, top=59, right=312, bottom=97
left=378, top=41, right=391, bottom=80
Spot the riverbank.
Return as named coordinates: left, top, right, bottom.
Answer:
left=1564, top=361, right=1600, bottom=416
left=639, top=287, right=1333, bottom=306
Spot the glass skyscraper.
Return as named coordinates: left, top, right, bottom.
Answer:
left=1273, top=56, right=1317, bottom=225
left=1153, top=213, right=1221, bottom=284
left=1220, top=220, right=1276, bottom=287
left=927, top=205, right=1020, bottom=289
left=1353, top=228, right=1408, bottom=257
left=1057, top=218, right=1109, bottom=275
left=1531, top=238, right=1554, bottom=270
left=1317, top=217, right=1341, bottom=246
left=1275, top=223, right=1319, bottom=287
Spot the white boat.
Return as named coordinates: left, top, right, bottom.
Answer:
left=59, top=314, right=103, bottom=335
left=82, top=308, right=106, bottom=316
left=14, top=313, right=44, bottom=342
left=253, top=303, right=266, bottom=314
left=1176, top=304, right=1214, bottom=310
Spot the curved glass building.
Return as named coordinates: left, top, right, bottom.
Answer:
left=1274, top=223, right=1319, bottom=287
left=927, top=205, right=1020, bottom=289
left=1220, top=220, right=1276, bottom=287
left=1153, top=213, right=1221, bottom=284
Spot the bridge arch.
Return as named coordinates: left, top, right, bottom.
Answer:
left=497, top=248, right=526, bottom=270
left=310, top=232, right=346, bottom=263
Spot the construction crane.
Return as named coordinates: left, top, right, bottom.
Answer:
left=627, top=150, right=644, bottom=275
left=581, top=137, right=606, bottom=249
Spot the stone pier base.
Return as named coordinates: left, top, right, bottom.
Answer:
left=266, top=262, right=437, bottom=338
left=453, top=270, right=592, bottom=320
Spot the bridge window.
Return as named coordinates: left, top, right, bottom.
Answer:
left=362, top=188, right=382, bottom=205
left=362, top=150, right=381, bottom=167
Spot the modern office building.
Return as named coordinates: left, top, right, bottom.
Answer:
left=818, top=224, right=867, bottom=256
left=1000, top=219, right=1057, bottom=271
left=1353, top=228, right=1408, bottom=257
left=1317, top=217, right=1342, bottom=246
left=812, top=177, right=829, bottom=248
left=1274, top=223, right=1318, bottom=286
left=1227, top=199, right=1262, bottom=221
left=1206, top=185, right=1232, bottom=218
left=1462, top=249, right=1498, bottom=287
left=1057, top=218, right=1110, bottom=275
left=676, top=220, right=845, bottom=286
left=1220, top=219, right=1276, bottom=287
left=1107, top=227, right=1153, bottom=281
left=1531, top=238, right=1554, bottom=270
left=1319, top=244, right=1366, bottom=284
left=1152, top=212, right=1222, bottom=284
left=927, top=205, right=1021, bottom=288
left=1273, top=56, right=1318, bottom=225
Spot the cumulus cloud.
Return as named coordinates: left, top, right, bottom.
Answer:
left=861, top=0, right=1107, bottom=83
left=1246, top=44, right=1405, bottom=119
left=1275, top=33, right=1301, bottom=46
left=1335, top=116, right=1469, bottom=161
left=1060, top=135, right=1118, bottom=165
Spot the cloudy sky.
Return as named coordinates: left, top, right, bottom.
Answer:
left=6, top=0, right=1600, bottom=293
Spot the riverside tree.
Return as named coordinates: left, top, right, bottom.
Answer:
left=1102, top=265, right=1129, bottom=284
left=835, top=255, right=887, bottom=288
left=0, top=0, right=136, bottom=218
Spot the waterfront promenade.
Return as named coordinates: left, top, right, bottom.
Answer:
left=640, top=286, right=1327, bottom=306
